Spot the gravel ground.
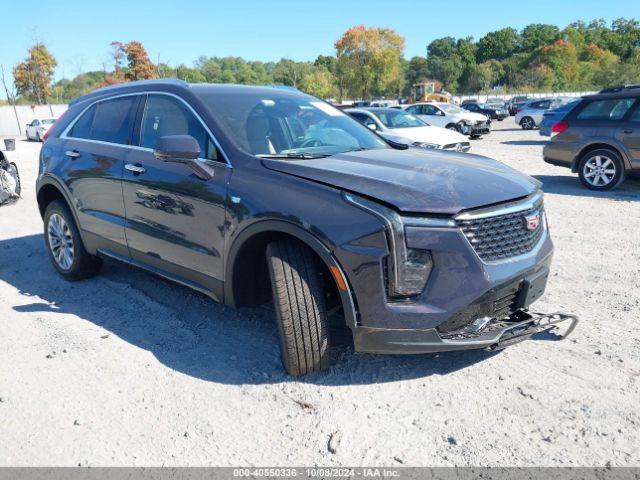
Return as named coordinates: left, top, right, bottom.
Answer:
left=1, top=119, right=639, bottom=467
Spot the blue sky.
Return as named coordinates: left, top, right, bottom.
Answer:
left=1, top=0, right=637, bottom=87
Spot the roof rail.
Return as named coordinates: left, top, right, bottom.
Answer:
left=70, top=78, right=190, bottom=105
left=598, top=84, right=640, bottom=94
left=265, top=84, right=299, bottom=92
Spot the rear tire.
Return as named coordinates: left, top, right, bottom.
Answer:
left=44, top=200, right=102, bottom=280
left=578, top=148, right=625, bottom=191
left=520, top=116, right=535, bottom=130
left=266, top=239, right=330, bottom=376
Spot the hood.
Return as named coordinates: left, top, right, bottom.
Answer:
left=262, top=149, right=541, bottom=215
left=459, top=111, right=488, bottom=122
left=389, top=126, right=467, bottom=145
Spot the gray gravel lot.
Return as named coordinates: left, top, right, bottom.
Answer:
left=1, top=119, right=639, bottom=466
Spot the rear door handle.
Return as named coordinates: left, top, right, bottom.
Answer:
left=65, top=150, right=80, bottom=158
left=125, top=163, right=146, bottom=174
left=623, top=129, right=633, bottom=134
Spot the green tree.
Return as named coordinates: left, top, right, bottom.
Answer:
left=299, top=67, right=336, bottom=98
left=465, top=60, right=504, bottom=92
left=521, top=24, right=560, bottom=52
left=427, top=37, right=457, bottom=57
left=175, top=65, right=206, bottom=82
left=272, top=59, right=313, bottom=87
left=426, top=55, right=463, bottom=92
left=13, top=43, right=58, bottom=103
left=476, top=28, right=520, bottom=62
left=335, top=25, right=405, bottom=99
left=535, top=40, right=579, bottom=89
left=404, top=56, right=429, bottom=89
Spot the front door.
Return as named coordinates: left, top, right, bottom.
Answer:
left=122, top=93, right=230, bottom=299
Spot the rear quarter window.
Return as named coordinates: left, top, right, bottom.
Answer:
left=576, top=98, right=636, bottom=121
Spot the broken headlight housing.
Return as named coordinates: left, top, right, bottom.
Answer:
left=344, top=193, right=451, bottom=298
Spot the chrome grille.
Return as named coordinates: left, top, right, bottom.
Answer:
left=456, top=197, right=545, bottom=262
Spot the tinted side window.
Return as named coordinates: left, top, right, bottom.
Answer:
left=405, top=105, right=420, bottom=114
left=69, top=96, right=137, bottom=144
left=354, top=113, right=376, bottom=127
left=69, top=105, right=97, bottom=139
left=140, top=95, right=220, bottom=162
left=349, top=113, right=369, bottom=124
left=530, top=101, right=550, bottom=109
left=630, top=105, right=640, bottom=123
left=91, top=97, right=138, bottom=144
left=577, top=98, right=635, bottom=121
left=423, top=105, right=439, bottom=115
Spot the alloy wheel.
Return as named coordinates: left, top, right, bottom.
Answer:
left=582, top=155, right=616, bottom=187
left=48, top=213, right=75, bottom=270
left=521, top=118, right=533, bottom=129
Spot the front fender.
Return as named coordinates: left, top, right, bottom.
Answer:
left=223, top=219, right=359, bottom=329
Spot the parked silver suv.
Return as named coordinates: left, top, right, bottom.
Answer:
left=543, top=89, right=640, bottom=190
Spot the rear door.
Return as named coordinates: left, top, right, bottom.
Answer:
left=59, top=95, right=141, bottom=258
left=122, top=93, right=230, bottom=299
left=529, top=100, right=551, bottom=123
left=616, top=99, right=640, bottom=168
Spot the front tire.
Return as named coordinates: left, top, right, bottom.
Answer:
left=578, top=149, right=625, bottom=191
left=520, top=116, right=535, bottom=130
left=266, top=239, right=330, bottom=376
left=44, top=200, right=102, bottom=280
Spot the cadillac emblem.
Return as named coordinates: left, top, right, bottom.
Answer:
left=524, top=211, right=541, bottom=230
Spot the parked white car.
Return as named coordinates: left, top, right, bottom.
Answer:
left=402, top=102, right=490, bottom=138
left=25, top=118, right=56, bottom=142
left=346, top=107, right=471, bottom=152
left=515, top=98, right=573, bottom=130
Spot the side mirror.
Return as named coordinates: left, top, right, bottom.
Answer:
left=154, top=135, right=214, bottom=180
left=366, top=123, right=377, bottom=131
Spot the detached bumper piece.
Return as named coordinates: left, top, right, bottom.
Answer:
left=468, top=122, right=491, bottom=136
left=353, top=310, right=578, bottom=354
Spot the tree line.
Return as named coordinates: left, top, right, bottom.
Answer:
left=5, top=18, right=640, bottom=106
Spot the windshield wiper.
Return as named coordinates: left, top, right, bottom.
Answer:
left=256, top=152, right=331, bottom=159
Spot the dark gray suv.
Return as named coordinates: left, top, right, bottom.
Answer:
left=543, top=89, right=640, bottom=190
left=37, top=80, right=564, bottom=375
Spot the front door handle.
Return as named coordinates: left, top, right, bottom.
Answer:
left=125, top=163, right=146, bottom=174
left=65, top=150, right=80, bottom=158
left=623, top=129, right=633, bottom=134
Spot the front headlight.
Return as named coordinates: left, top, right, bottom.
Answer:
left=412, top=141, right=440, bottom=150
left=344, top=193, right=445, bottom=298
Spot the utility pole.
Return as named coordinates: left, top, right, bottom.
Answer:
left=1, top=65, right=22, bottom=135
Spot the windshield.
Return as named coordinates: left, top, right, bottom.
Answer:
left=198, top=91, right=389, bottom=158
left=439, top=104, right=464, bottom=113
left=373, top=110, right=425, bottom=129
left=42, top=119, right=56, bottom=125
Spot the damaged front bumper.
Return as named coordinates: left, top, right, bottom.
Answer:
left=352, top=310, right=578, bottom=354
